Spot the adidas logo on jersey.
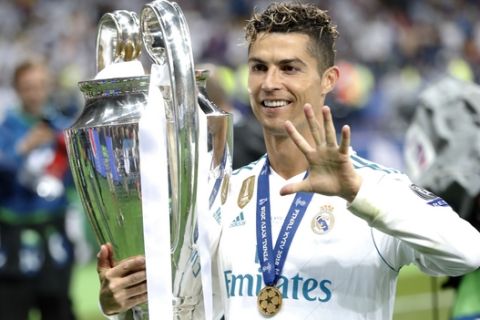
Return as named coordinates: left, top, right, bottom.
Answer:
left=229, top=212, right=246, bottom=227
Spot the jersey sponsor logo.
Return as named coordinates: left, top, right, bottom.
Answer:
left=311, top=204, right=335, bottom=235
left=230, top=212, right=246, bottom=227
left=238, top=175, right=255, bottom=208
left=224, top=270, right=332, bottom=303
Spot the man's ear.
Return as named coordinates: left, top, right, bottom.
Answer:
left=320, top=66, right=339, bottom=95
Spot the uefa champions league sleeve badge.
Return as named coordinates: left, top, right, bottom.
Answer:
left=311, top=204, right=335, bottom=235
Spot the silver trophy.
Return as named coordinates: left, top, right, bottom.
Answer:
left=64, top=2, right=232, bottom=319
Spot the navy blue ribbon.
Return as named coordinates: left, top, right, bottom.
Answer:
left=256, top=158, right=313, bottom=286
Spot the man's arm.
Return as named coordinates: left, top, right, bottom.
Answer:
left=349, top=170, right=480, bottom=275
left=280, top=104, right=480, bottom=275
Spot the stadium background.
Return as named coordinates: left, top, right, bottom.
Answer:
left=1, top=0, right=479, bottom=319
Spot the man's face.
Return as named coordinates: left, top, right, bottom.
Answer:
left=15, top=66, right=51, bottom=116
left=247, top=32, right=335, bottom=138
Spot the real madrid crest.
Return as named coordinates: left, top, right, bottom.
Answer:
left=311, top=204, right=335, bottom=235
left=237, top=175, right=255, bottom=209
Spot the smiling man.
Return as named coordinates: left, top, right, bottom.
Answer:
left=97, top=3, right=480, bottom=320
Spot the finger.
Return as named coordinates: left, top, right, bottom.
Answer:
left=97, top=244, right=114, bottom=273
left=123, top=280, right=148, bottom=298
left=103, top=269, right=147, bottom=300
left=122, top=270, right=147, bottom=288
left=127, top=292, right=148, bottom=309
left=279, top=180, right=312, bottom=196
left=303, top=104, right=324, bottom=147
left=109, top=271, right=147, bottom=297
left=108, top=256, right=146, bottom=278
left=322, top=106, right=337, bottom=147
left=339, top=125, right=351, bottom=154
left=284, top=121, right=314, bottom=154
left=106, top=243, right=115, bottom=267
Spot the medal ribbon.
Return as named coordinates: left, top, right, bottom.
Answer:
left=256, top=158, right=313, bottom=286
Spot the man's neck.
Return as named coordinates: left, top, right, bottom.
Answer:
left=264, top=134, right=309, bottom=180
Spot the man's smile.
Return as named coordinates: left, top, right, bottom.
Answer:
left=262, top=99, right=291, bottom=108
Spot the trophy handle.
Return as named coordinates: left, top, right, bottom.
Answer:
left=140, top=1, right=199, bottom=263
left=96, top=10, right=142, bottom=73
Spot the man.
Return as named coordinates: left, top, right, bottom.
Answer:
left=0, top=59, right=76, bottom=319
left=97, top=3, right=480, bottom=319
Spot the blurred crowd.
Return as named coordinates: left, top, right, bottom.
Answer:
left=2, top=0, right=480, bottom=170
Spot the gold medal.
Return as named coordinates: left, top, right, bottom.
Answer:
left=257, top=286, right=282, bottom=317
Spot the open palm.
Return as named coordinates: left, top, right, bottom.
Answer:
left=280, top=104, right=362, bottom=202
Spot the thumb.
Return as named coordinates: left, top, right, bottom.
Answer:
left=97, top=244, right=113, bottom=273
left=280, top=180, right=311, bottom=196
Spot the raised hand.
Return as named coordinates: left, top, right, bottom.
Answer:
left=280, top=104, right=361, bottom=202
left=97, top=243, right=148, bottom=315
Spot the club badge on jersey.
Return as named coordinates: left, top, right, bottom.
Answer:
left=311, top=204, right=335, bottom=235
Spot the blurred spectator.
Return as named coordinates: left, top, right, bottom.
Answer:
left=0, top=58, right=76, bottom=319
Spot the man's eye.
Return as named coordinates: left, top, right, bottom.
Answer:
left=251, top=64, right=267, bottom=72
left=282, top=65, right=298, bottom=73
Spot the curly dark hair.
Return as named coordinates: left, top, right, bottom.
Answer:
left=245, top=2, right=339, bottom=71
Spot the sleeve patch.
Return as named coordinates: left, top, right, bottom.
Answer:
left=409, top=184, right=437, bottom=200
left=426, top=198, right=449, bottom=207
left=410, top=184, right=449, bottom=207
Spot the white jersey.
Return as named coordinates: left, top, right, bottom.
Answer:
left=105, top=153, right=480, bottom=320
left=212, top=154, right=480, bottom=320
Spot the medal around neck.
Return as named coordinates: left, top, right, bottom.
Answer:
left=257, top=286, right=283, bottom=317
left=255, top=160, right=313, bottom=317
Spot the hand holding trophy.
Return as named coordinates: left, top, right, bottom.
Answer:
left=64, top=2, right=232, bottom=319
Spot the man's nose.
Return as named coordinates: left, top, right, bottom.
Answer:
left=261, top=68, right=281, bottom=91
